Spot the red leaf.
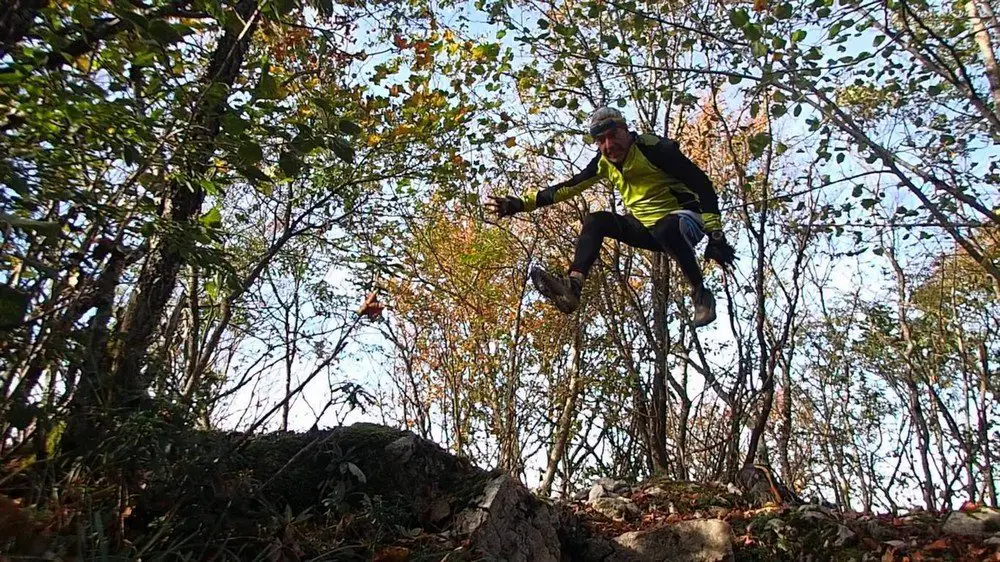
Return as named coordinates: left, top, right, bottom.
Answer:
left=357, top=291, right=384, bottom=320
left=923, top=538, right=949, bottom=551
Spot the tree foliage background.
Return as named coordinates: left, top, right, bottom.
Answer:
left=1, top=0, right=998, bottom=553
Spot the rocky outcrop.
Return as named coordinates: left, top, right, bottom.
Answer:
left=942, top=507, right=1000, bottom=536
left=113, top=423, right=1000, bottom=561
left=613, top=519, right=734, bottom=562
left=454, top=475, right=563, bottom=562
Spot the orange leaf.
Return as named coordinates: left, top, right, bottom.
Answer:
left=923, top=538, right=949, bottom=551
left=373, top=546, right=410, bottom=562
left=357, top=292, right=384, bottom=320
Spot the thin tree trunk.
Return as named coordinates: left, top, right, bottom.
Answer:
left=886, top=247, right=938, bottom=510
left=778, top=365, right=793, bottom=484
left=649, top=254, right=670, bottom=472
left=966, top=0, right=1000, bottom=111
left=978, top=342, right=997, bottom=506
left=109, top=0, right=259, bottom=405
left=744, top=155, right=772, bottom=467
left=539, top=324, right=583, bottom=497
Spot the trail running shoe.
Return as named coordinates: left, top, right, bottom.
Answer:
left=693, top=287, right=717, bottom=328
left=530, top=267, right=582, bottom=314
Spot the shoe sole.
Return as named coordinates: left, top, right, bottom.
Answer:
left=694, top=310, right=717, bottom=327
left=530, top=268, right=578, bottom=314
left=693, top=293, right=717, bottom=327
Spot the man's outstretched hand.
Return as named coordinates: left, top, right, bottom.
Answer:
left=486, top=195, right=525, bottom=218
left=704, top=231, right=736, bottom=269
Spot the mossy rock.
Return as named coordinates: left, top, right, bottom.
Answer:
left=128, top=423, right=498, bottom=558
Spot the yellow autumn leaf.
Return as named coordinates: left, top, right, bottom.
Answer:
left=504, top=137, right=516, bottom=148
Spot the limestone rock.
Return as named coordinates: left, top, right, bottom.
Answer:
left=591, top=496, right=642, bottom=522
left=645, top=486, right=669, bottom=498
left=454, top=475, right=562, bottom=562
left=588, top=478, right=629, bottom=503
left=612, top=519, right=734, bottom=562
left=589, top=483, right=610, bottom=503
left=942, top=508, right=1000, bottom=536
left=384, top=434, right=416, bottom=464
left=597, top=477, right=630, bottom=494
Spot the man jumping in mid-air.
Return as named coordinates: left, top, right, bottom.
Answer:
left=487, top=107, right=735, bottom=327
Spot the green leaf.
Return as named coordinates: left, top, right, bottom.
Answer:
left=0, top=285, right=30, bottom=330
left=330, top=137, right=355, bottom=163
left=748, top=132, right=771, bottom=157
left=729, top=8, right=750, bottom=27
left=237, top=141, right=263, bottom=165
left=200, top=207, right=222, bottom=228
left=149, top=20, right=182, bottom=44
left=836, top=152, right=845, bottom=164
left=728, top=74, right=742, bottom=85
left=118, top=10, right=150, bottom=30
left=338, top=119, right=362, bottom=135
left=240, top=166, right=272, bottom=186
left=133, top=50, right=156, bottom=67
left=861, top=198, right=876, bottom=209
left=279, top=151, right=303, bottom=177
left=123, top=144, right=142, bottom=166
left=0, top=71, right=23, bottom=84
left=552, top=97, right=567, bottom=108
left=751, top=41, right=768, bottom=58
left=852, top=185, right=863, bottom=197
left=774, top=3, right=793, bottom=18
left=273, top=0, right=297, bottom=16
left=255, top=66, right=281, bottom=100
left=791, top=30, right=807, bottom=43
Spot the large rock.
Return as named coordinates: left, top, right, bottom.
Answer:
left=942, top=507, right=1000, bottom=536
left=591, top=496, right=642, bottom=522
left=454, top=475, right=563, bottom=562
left=612, top=519, right=734, bottom=562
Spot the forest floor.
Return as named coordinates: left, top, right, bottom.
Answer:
left=2, top=424, right=998, bottom=561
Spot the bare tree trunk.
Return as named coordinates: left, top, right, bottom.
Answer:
left=967, top=0, right=1000, bottom=111
left=649, top=254, right=670, bottom=472
left=778, top=363, right=793, bottom=485
left=109, top=0, right=259, bottom=406
left=744, top=174, right=772, bottom=467
left=886, top=247, right=938, bottom=510
left=539, top=324, right=583, bottom=497
left=978, top=342, right=997, bottom=506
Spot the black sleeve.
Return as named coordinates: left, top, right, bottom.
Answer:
left=642, top=138, right=720, bottom=217
left=526, top=152, right=601, bottom=209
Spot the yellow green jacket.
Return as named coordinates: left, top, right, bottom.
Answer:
left=521, top=133, right=723, bottom=231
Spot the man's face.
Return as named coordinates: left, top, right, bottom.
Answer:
left=594, top=125, right=632, bottom=164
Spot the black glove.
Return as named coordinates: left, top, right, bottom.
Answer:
left=486, top=195, right=525, bottom=218
left=704, top=230, right=736, bottom=268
